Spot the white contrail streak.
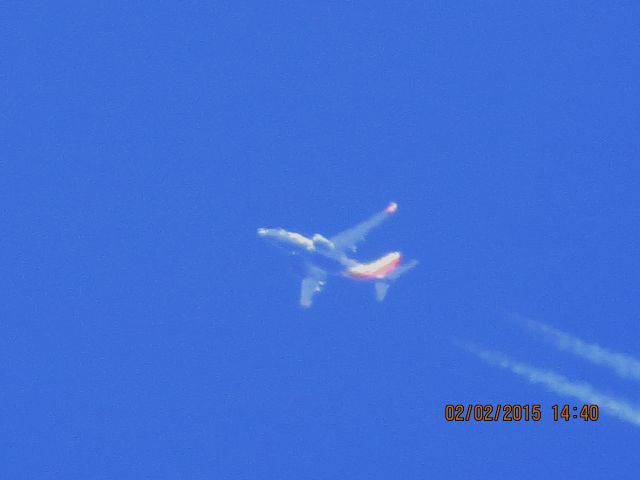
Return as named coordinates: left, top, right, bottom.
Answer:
left=459, top=342, right=640, bottom=427
left=514, top=314, right=640, bottom=381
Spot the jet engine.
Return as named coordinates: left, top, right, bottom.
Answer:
left=312, top=233, right=336, bottom=252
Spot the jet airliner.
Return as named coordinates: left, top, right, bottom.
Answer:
left=257, top=202, right=418, bottom=307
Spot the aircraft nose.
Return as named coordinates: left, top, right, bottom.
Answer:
left=257, top=228, right=268, bottom=236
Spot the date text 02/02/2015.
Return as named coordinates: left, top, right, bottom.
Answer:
left=444, top=404, right=600, bottom=422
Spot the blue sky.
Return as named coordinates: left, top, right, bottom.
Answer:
left=4, top=1, right=640, bottom=478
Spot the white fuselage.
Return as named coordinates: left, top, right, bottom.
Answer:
left=257, top=228, right=355, bottom=274
left=256, top=202, right=414, bottom=307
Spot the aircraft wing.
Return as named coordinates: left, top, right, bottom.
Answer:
left=299, top=265, right=327, bottom=308
left=330, top=202, right=398, bottom=252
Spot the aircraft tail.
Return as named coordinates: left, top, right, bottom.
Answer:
left=373, top=259, right=419, bottom=302
left=345, top=252, right=418, bottom=301
left=346, top=251, right=402, bottom=279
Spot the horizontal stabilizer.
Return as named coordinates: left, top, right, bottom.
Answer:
left=372, top=259, right=418, bottom=302
left=386, top=259, right=419, bottom=281
left=375, top=282, right=390, bottom=301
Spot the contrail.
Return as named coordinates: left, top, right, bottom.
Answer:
left=458, top=341, right=640, bottom=427
left=513, top=314, right=640, bottom=381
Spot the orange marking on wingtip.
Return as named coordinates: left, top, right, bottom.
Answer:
left=385, top=202, right=398, bottom=214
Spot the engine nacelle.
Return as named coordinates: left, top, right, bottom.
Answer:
left=312, top=233, right=336, bottom=252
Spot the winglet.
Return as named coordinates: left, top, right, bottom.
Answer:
left=385, top=202, right=398, bottom=214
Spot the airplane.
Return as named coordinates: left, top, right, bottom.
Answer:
left=257, top=202, right=418, bottom=307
